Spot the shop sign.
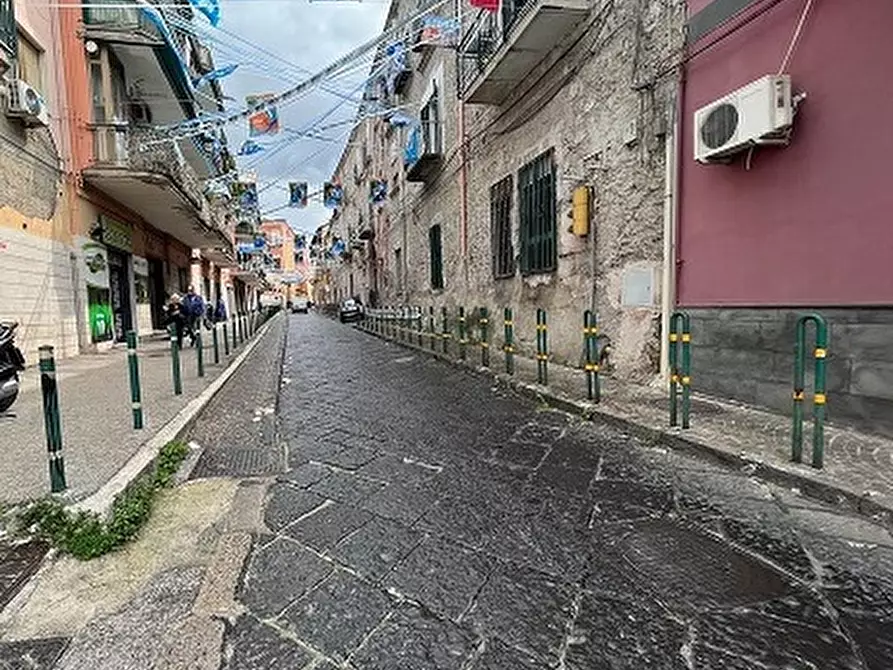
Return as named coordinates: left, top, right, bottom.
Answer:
left=79, top=238, right=110, bottom=289
left=102, top=216, right=133, bottom=253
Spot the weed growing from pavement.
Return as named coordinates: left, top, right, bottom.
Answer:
left=15, top=441, right=190, bottom=560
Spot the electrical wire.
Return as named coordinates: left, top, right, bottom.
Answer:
left=778, top=0, right=815, bottom=74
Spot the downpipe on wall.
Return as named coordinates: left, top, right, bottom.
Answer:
left=659, top=81, right=681, bottom=383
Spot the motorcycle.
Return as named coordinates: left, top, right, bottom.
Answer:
left=0, top=322, right=25, bottom=413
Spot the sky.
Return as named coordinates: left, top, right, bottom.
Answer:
left=213, top=0, right=389, bottom=238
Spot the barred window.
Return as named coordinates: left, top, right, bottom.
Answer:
left=490, top=175, right=514, bottom=279
left=518, top=149, right=556, bottom=275
left=429, top=224, right=444, bottom=290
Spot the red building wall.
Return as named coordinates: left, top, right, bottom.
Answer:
left=678, top=0, right=893, bottom=307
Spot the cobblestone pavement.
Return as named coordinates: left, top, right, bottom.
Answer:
left=225, top=315, right=893, bottom=669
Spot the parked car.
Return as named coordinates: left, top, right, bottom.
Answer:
left=291, top=297, right=309, bottom=314
left=339, top=299, right=362, bottom=323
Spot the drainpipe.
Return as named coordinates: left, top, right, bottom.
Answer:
left=659, top=71, right=683, bottom=382
left=458, top=99, right=468, bottom=276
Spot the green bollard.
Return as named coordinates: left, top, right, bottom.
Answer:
left=169, top=324, right=183, bottom=396
left=584, top=310, right=601, bottom=402
left=536, top=309, right=548, bottom=385
left=480, top=307, right=490, bottom=368
left=792, top=313, right=830, bottom=468
left=231, top=316, right=237, bottom=350
left=38, top=345, right=67, bottom=493
left=668, top=311, right=692, bottom=429
left=458, top=307, right=467, bottom=361
left=504, top=307, right=514, bottom=375
left=212, top=324, right=220, bottom=365
left=223, top=322, right=230, bottom=356
left=196, top=329, right=205, bottom=378
left=441, top=307, right=450, bottom=354
left=126, top=331, right=144, bottom=429
left=429, top=306, right=436, bottom=351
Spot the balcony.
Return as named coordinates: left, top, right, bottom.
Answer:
left=85, top=123, right=231, bottom=250
left=405, top=120, right=443, bottom=183
left=458, top=0, right=588, bottom=105
left=0, top=0, right=15, bottom=70
left=83, top=0, right=166, bottom=46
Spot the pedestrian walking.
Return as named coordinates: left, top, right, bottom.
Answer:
left=166, top=294, right=186, bottom=349
left=182, top=286, right=205, bottom=347
left=215, top=295, right=227, bottom=322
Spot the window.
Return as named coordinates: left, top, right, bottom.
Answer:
left=16, top=30, right=41, bottom=90
left=518, top=149, right=557, bottom=275
left=490, top=175, right=514, bottom=279
left=0, top=2, right=15, bottom=60
left=429, top=225, right=444, bottom=290
left=419, top=83, right=442, bottom=155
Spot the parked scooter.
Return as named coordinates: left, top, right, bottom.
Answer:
left=0, top=322, right=25, bottom=413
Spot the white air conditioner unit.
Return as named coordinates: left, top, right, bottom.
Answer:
left=6, top=79, right=49, bottom=127
left=694, top=74, right=793, bottom=163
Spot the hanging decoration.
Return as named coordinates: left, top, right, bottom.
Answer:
left=330, top=238, right=346, bottom=257
left=232, top=181, right=259, bottom=212
left=323, top=182, right=344, bottom=209
left=388, top=110, right=414, bottom=128
left=369, top=180, right=388, bottom=205
left=404, top=124, right=421, bottom=166
left=193, top=63, right=238, bottom=89
left=238, top=139, right=265, bottom=156
left=187, top=0, right=221, bottom=26
left=470, top=0, right=499, bottom=11
left=289, top=182, right=309, bottom=208
left=247, top=93, right=281, bottom=137
left=384, top=41, right=409, bottom=97
left=295, top=234, right=307, bottom=250
left=420, top=16, right=461, bottom=46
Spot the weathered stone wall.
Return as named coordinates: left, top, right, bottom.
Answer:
left=688, top=307, right=893, bottom=438
left=396, top=0, right=686, bottom=382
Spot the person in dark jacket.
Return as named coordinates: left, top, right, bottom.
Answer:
left=166, top=294, right=186, bottom=349
left=182, top=286, right=205, bottom=347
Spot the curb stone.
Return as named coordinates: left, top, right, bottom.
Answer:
left=350, top=319, right=893, bottom=528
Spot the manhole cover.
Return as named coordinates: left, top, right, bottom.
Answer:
left=0, top=540, right=49, bottom=610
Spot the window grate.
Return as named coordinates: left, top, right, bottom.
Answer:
left=490, top=175, right=514, bottom=279
left=518, top=149, right=556, bottom=275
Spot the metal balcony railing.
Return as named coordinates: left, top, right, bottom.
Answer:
left=83, top=0, right=163, bottom=37
left=458, top=0, right=536, bottom=96
left=0, top=0, right=15, bottom=59
left=90, top=123, right=205, bottom=211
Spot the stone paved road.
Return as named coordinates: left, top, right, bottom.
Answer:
left=225, top=315, right=893, bottom=669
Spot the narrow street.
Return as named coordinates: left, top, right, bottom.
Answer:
left=200, top=313, right=893, bottom=669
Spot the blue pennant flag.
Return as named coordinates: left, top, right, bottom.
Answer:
left=238, top=139, right=264, bottom=156
left=193, top=63, right=238, bottom=88
left=187, top=0, right=221, bottom=26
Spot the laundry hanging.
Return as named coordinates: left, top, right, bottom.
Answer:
left=238, top=139, right=264, bottom=156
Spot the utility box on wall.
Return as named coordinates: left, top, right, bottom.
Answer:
left=572, top=185, right=590, bottom=237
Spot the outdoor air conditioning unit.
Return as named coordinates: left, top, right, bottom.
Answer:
left=694, top=74, right=793, bottom=163
left=6, top=79, right=49, bottom=127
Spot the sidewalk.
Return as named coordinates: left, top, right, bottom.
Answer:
left=359, top=321, right=893, bottom=522
left=0, top=321, right=264, bottom=505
